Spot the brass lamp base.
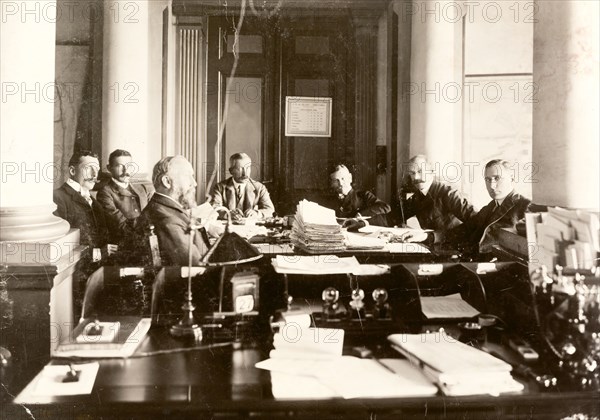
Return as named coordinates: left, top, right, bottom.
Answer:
left=170, top=298, right=203, bottom=340
left=170, top=322, right=203, bottom=340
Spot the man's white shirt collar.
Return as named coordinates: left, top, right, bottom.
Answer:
left=66, top=178, right=84, bottom=193
left=420, top=180, right=433, bottom=196
left=66, top=178, right=92, bottom=205
left=112, top=178, right=129, bottom=189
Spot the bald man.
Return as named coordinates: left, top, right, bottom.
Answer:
left=398, top=155, right=477, bottom=243
left=137, top=156, right=209, bottom=266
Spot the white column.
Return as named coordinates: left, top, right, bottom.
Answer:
left=102, top=0, right=153, bottom=177
left=532, top=0, right=599, bottom=209
left=409, top=0, right=463, bottom=170
left=0, top=0, right=70, bottom=247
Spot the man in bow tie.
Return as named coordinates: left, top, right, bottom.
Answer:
left=329, top=164, right=391, bottom=231
left=53, top=150, right=107, bottom=251
left=97, top=149, right=153, bottom=245
left=211, top=152, right=275, bottom=221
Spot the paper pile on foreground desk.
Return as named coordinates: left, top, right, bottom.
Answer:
left=389, top=332, right=524, bottom=396
left=272, top=255, right=360, bottom=274
left=290, top=200, right=346, bottom=253
left=271, top=255, right=390, bottom=276
left=256, top=326, right=437, bottom=399
left=25, top=362, right=100, bottom=398
left=420, top=293, right=481, bottom=319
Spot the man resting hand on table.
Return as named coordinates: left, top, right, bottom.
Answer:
left=211, top=152, right=275, bottom=222
left=330, top=164, right=391, bottom=231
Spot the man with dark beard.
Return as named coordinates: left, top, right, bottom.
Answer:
left=137, top=155, right=208, bottom=266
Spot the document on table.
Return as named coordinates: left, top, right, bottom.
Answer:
left=30, top=362, right=99, bottom=397
left=419, top=293, right=480, bottom=319
left=386, top=242, right=430, bottom=254
left=388, top=332, right=523, bottom=396
left=271, top=255, right=360, bottom=274
left=258, top=356, right=438, bottom=399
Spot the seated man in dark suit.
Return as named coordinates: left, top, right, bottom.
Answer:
left=403, top=159, right=530, bottom=256
left=97, top=149, right=153, bottom=245
left=398, top=155, right=477, bottom=243
left=329, top=164, right=391, bottom=230
left=211, top=152, right=275, bottom=221
left=53, top=150, right=107, bottom=255
left=137, top=155, right=208, bottom=266
left=458, top=159, right=531, bottom=254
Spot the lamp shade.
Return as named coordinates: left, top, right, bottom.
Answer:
left=201, top=229, right=263, bottom=266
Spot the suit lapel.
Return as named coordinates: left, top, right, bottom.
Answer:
left=225, top=179, right=237, bottom=210
left=112, top=181, right=134, bottom=197
left=65, top=183, right=92, bottom=208
left=129, top=183, right=149, bottom=208
left=246, top=181, right=257, bottom=210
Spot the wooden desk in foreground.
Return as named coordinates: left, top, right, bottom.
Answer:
left=11, top=327, right=599, bottom=419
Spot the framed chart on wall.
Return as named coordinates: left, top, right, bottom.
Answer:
left=284, top=96, right=332, bottom=137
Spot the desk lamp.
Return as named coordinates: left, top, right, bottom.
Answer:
left=201, top=206, right=263, bottom=315
left=169, top=206, right=262, bottom=339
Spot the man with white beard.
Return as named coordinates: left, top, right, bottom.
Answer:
left=138, top=155, right=209, bottom=266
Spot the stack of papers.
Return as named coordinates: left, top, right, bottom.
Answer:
left=290, top=200, right=346, bottom=253
left=256, top=325, right=437, bottom=399
left=527, top=207, right=599, bottom=271
left=271, top=255, right=361, bottom=275
left=389, top=332, right=524, bottom=396
left=419, top=293, right=480, bottom=319
left=344, top=231, right=386, bottom=250
left=259, top=356, right=438, bottom=399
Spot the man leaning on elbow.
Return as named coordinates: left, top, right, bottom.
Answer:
left=329, top=164, right=391, bottom=231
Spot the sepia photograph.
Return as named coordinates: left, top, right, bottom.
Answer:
left=1, top=0, right=598, bottom=418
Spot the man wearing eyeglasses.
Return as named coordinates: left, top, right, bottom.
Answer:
left=462, top=159, right=531, bottom=254
left=97, top=149, right=154, bottom=245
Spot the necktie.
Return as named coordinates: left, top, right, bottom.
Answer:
left=81, top=191, right=92, bottom=206
left=236, top=185, right=243, bottom=207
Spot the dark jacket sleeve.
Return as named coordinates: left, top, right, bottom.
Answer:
left=441, top=187, right=477, bottom=223
left=156, top=221, right=205, bottom=266
left=357, top=190, right=391, bottom=226
left=53, top=189, right=68, bottom=221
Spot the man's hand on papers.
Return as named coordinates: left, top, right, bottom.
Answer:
left=244, top=209, right=260, bottom=219
left=342, top=218, right=367, bottom=232
left=399, top=230, right=429, bottom=243
left=230, top=208, right=245, bottom=222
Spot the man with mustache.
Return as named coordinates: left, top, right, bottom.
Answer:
left=329, top=164, right=391, bottom=231
left=97, top=149, right=153, bottom=245
left=53, top=150, right=107, bottom=251
left=211, top=152, right=274, bottom=222
left=398, top=155, right=477, bottom=244
left=138, top=155, right=209, bottom=266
